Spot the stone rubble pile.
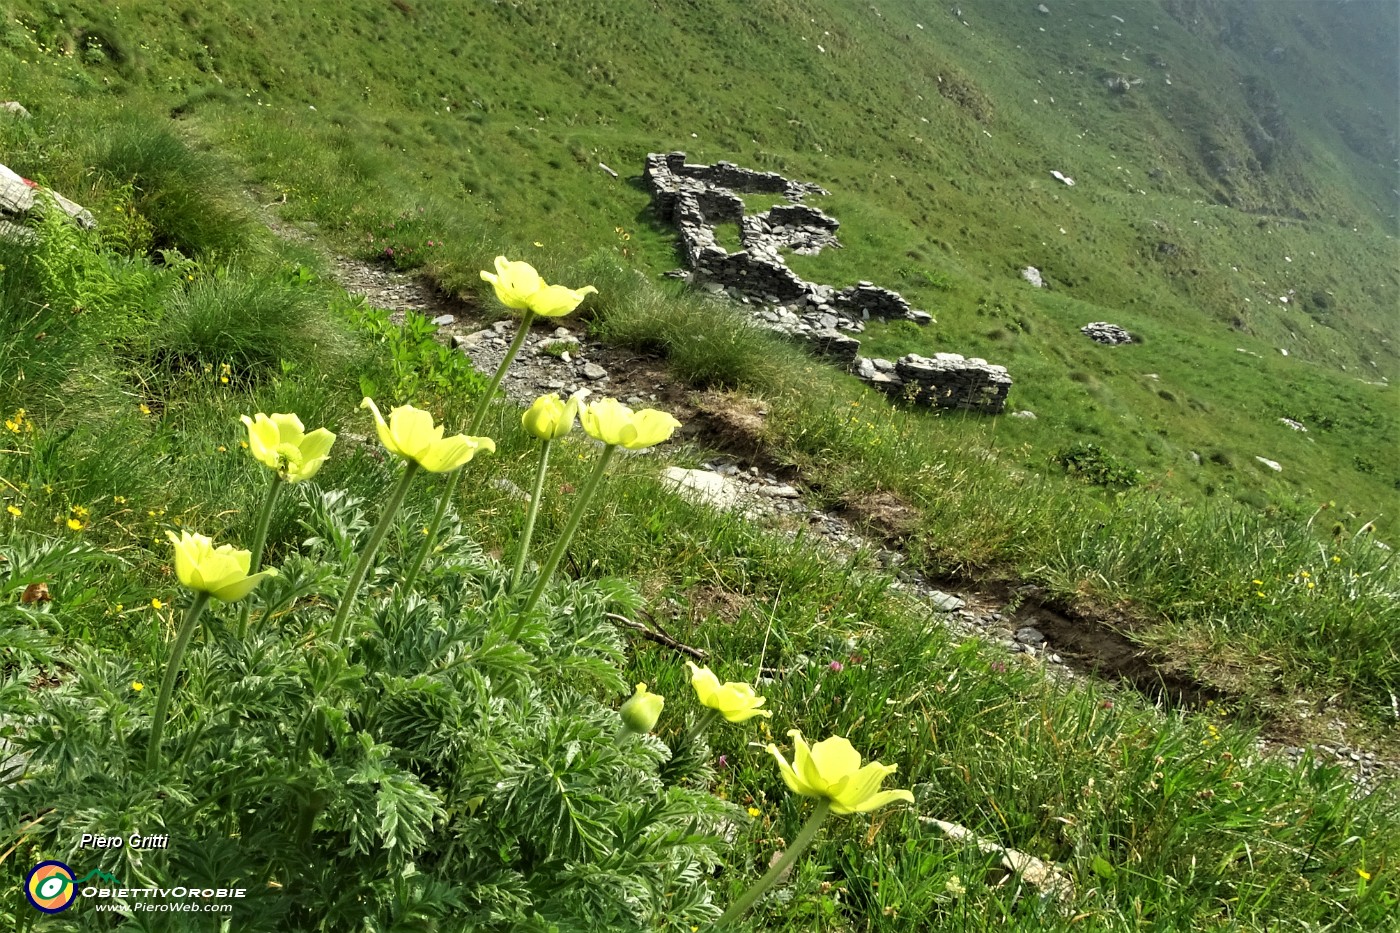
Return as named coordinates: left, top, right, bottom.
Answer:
left=866, top=352, right=1013, bottom=413
left=1080, top=322, right=1133, bottom=345
left=646, top=151, right=1010, bottom=414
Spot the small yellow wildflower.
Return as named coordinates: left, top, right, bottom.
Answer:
left=1251, top=579, right=1263, bottom=586
left=6, top=505, right=20, bottom=517
left=1358, top=868, right=1372, bottom=882
left=1306, top=581, right=1315, bottom=590
left=71, top=505, right=89, bottom=518
left=151, top=598, right=163, bottom=610
left=220, top=376, right=229, bottom=385
left=113, top=496, right=127, bottom=504
left=217, top=445, right=227, bottom=452
left=1256, top=591, right=1266, bottom=598
left=533, top=241, right=543, bottom=247
left=139, top=403, right=151, bottom=415
left=66, top=517, right=84, bottom=531
left=115, top=603, right=123, bottom=612
left=747, top=806, right=761, bottom=818
left=131, top=681, right=144, bottom=692
left=1331, top=555, right=1341, bottom=563
left=1301, top=570, right=1310, bottom=579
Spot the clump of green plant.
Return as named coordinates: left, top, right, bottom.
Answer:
left=341, top=298, right=489, bottom=406
left=1053, top=441, right=1143, bottom=488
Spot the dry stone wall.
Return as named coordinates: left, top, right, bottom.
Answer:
left=645, top=151, right=1011, bottom=414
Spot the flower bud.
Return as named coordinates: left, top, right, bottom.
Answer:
left=620, top=683, right=664, bottom=734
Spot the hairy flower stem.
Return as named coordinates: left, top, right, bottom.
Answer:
left=510, top=439, right=553, bottom=590
left=330, top=461, right=420, bottom=642
left=513, top=443, right=617, bottom=635
left=238, top=474, right=284, bottom=639
left=147, top=591, right=212, bottom=771
left=714, top=799, right=832, bottom=926
left=677, top=708, right=721, bottom=753
left=405, top=310, right=535, bottom=588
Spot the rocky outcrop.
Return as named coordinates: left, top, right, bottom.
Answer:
left=646, top=151, right=1012, bottom=414
left=1081, top=322, right=1133, bottom=345
left=1, top=161, right=96, bottom=237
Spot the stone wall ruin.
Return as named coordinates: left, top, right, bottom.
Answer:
left=645, top=151, right=1010, bottom=414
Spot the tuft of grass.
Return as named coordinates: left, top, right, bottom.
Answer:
left=94, top=118, right=259, bottom=260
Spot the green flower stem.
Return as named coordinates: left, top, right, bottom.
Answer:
left=405, top=310, right=535, bottom=588
left=513, top=443, right=617, bottom=634
left=238, top=474, right=284, bottom=639
left=714, top=798, right=833, bottom=927
left=677, top=708, right=721, bottom=752
left=399, top=470, right=453, bottom=595
left=147, top=591, right=213, bottom=771
left=330, top=461, right=421, bottom=642
left=511, top=438, right=553, bottom=590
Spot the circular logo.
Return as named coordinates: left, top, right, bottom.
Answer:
left=25, top=860, right=77, bottom=913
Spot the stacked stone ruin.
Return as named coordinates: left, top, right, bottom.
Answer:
left=644, top=152, right=1010, bottom=414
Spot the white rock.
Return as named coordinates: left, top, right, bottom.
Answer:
left=1255, top=457, right=1283, bottom=472
left=662, top=468, right=740, bottom=511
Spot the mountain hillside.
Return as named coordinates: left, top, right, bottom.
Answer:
left=1, top=0, right=1397, bottom=520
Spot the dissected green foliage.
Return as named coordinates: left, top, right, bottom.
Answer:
left=2, top=490, right=732, bottom=930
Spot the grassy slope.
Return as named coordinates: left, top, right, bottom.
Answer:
left=2, top=1, right=1395, bottom=522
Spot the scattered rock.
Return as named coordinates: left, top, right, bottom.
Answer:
left=581, top=362, right=608, bottom=381
left=1081, top=322, right=1133, bottom=345
left=1, top=101, right=31, bottom=119
left=597, top=162, right=618, bottom=178
left=758, top=484, right=801, bottom=499
left=927, top=591, right=966, bottom=612
left=1021, top=266, right=1045, bottom=288
left=1, top=162, right=95, bottom=228
left=1010, top=410, right=1037, bottom=419
left=1015, top=626, right=1046, bottom=647
left=1049, top=170, right=1075, bottom=186
left=431, top=314, right=456, bottom=326
left=1279, top=418, right=1307, bottom=432
left=1255, top=456, right=1283, bottom=472
left=922, top=817, right=1074, bottom=908
left=661, top=467, right=741, bottom=511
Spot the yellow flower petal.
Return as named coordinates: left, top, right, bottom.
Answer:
left=769, top=730, right=913, bottom=814
left=581, top=398, right=682, bottom=450
left=166, top=530, right=278, bottom=602
left=480, top=256, right=543, bottom=311
left=528, top=283, right=597, bottom=317
left=686, top=661, right=772, bottom=722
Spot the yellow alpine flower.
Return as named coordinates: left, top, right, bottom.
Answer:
left=580, top=398, right=681, bottom=450
left=767, top=730, right=914, bottom=815
left=166, top=530, right=278, bottom=602
left=361, top=398, right=495, bottom=472
left=686, top=661, right=772, bottom=723
left=240, top=412, right=336, bottom=482
left=620, top=683, right=665, bottom=734
left=479, top=256, right=597, bottom=317
left=522, top=391, right=585, bottom=441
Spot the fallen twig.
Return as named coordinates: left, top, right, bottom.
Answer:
left=605, top=612, right=709, bottom=661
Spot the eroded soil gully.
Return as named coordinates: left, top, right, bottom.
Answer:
left=298, top=227, right=1396, bottom=794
